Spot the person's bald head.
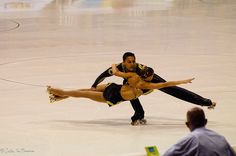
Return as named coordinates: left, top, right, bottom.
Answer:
left=186, top=107, right=207, bottom=131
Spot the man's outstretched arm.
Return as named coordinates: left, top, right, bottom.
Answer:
left=91, top=67, right=112, bottom=88
left=91, top=63, right=124, bottom=88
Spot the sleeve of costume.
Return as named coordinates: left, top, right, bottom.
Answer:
left=91, top=63, right=123, bottom=88
left=226, top=142, right=236, bottom=156
left=162, top=134, right=198, bottom=156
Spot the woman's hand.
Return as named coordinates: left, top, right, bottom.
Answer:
left=183, top=78, right=195, bottom=84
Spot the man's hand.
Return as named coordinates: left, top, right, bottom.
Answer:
left=112, top=64, right=118, bottom=75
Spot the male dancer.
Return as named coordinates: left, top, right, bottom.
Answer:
left=91, top=52, right=216, bottom=125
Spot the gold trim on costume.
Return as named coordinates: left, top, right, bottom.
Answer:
left=143, top=89, right=154, bottom=95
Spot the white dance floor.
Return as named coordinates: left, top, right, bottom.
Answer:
left=0, top=0, right=236, bottom=155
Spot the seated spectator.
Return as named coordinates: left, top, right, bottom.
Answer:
left=162, top=107, right=236, bottom=156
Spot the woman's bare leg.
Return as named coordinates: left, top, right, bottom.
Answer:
left=95, top=84, right=107, bottom=92
left=76, top=84, right=106, bottom=92
left=48, top=87, right=106, bottom=103
left=47, top=86, right=69, bottom=103
left=53, top=95, right=69, bottom=100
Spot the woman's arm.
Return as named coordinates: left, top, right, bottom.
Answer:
left=112, top=64, right=134, bottom=78
left=139, top=78, right=195, bottom=90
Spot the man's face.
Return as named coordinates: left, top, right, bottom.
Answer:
left=123, top=56, right=136, bottom=72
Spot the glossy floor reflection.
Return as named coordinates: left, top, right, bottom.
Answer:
left=0, top=0, right=236, bottom=155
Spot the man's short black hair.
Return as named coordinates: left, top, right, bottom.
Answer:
left=123, top=52, right=135, bottom=61
left=187, top=107, right=206, bottom=128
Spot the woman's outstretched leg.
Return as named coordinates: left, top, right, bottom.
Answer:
left=47, top=86, right=69, bottom=103
left=47, top=86, right=106, bottom=103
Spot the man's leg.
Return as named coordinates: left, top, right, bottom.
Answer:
left=152, top=74, right=213, bottom=107
left=130, top=98, right=145, bottom=122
